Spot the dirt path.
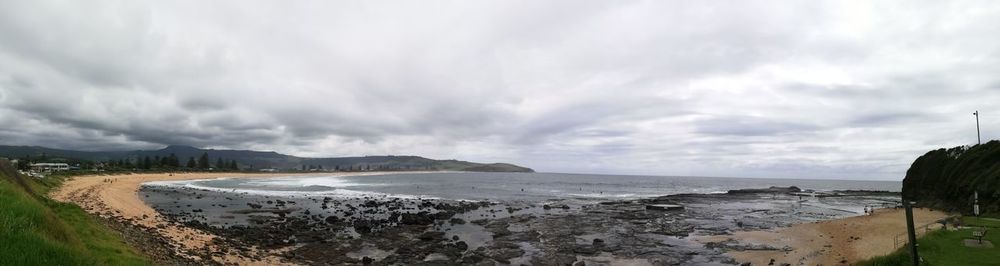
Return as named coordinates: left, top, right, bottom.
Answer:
left=698, top=208, right=950, bottom=265
left=49, top=171, right=415, bottom=265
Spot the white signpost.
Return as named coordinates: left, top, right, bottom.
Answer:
left=974, top=191, right=980, bottom=216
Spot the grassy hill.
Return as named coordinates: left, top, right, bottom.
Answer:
left=902, top=140, right=1000, bottom=215
left=0, top=145, right=534, bottom=172
left=0, top=159, right=148, bottom=265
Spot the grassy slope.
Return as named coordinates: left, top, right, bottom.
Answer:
left=0, top=166, right=148, bottom=265
left=858, top=217, right=1000, bottom=266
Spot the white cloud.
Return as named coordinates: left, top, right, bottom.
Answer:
left=1, top=0, right=999, bottom=180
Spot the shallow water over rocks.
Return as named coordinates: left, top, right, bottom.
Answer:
left=140, top=181, right=898, bottom=265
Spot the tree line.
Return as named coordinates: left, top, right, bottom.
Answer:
left=903, top=140, right=1000, bottom=215
left=299, top=164, right=431, bottom=172
left=102, top=152, right=239, bottom=171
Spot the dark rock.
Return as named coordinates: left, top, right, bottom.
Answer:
left=574, top=245, right=597, bottom=255
left=454, top=241, right=468, bottom=250
left=418, top=231, right=445, bottom=241
left=400, top=212, right=435, bottom=225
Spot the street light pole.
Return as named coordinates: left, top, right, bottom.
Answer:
left=974, top=111, right=981, bottom=145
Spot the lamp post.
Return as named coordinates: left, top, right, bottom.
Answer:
left=974, top=111, right=981, bottom=145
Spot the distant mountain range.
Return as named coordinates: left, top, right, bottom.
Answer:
left=0, top=145, right=534, bottom=173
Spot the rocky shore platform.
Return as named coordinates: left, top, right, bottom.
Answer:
left=139, top=185, right=900, bottom=265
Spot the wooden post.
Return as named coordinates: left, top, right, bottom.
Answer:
left=904, top=200, right=919, bottom=266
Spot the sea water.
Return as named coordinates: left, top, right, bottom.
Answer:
left=144, top=172, right=899, bottom=202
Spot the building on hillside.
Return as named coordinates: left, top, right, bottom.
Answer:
left=31, top=163, right=70, bottom=172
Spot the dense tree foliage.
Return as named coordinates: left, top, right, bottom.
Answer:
left=903, top=140, right=1000, bottom=214
left=197, top=152, right=210, bottom=169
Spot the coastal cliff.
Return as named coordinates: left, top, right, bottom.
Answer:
left=902, top=140, right=1000, bottom=214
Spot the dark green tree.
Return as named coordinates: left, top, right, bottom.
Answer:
left=142, top=156, right=152, bottom=170
left=186, top=157, right=197, bottom=168
left=197, top=152, right=210, bottom=169
left=17, top=156, right=30, bottom=170
left=215, top=158, right=225, bottom=170
left=168, top=153, right=180, bottom=167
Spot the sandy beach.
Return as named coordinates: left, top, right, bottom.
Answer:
left=699, top=208, right=950, bottom=265
left=49, top=171, right=405, bottom=265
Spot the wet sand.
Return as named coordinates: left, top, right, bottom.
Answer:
left=699, top=208, right=949, bottom=265
left=49, top=171, right=415, bottom=265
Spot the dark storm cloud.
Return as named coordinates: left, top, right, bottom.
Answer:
left=1, top=0, right=999, bottom=179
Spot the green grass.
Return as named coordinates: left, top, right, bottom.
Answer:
left=962, top=216, right=1000, bottom=228
left=0, top=173, right=148, bottom=265
left=859, top=217, right=1000, bottom=266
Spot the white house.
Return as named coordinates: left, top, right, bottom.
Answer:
left=31, top=163, right=70, bottom=172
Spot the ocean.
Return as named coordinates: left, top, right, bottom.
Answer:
left=144, top=172, right=900, bottom=202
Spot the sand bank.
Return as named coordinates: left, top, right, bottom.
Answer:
left=699, top=208, right=950, bottom=265
left=49, top=171, right=412, bottom=265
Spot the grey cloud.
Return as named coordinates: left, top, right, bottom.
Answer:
left=1, top=0, right=999, bottom=180
left=695, top=116, right=820, bottom=137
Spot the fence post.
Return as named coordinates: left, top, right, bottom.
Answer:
left=904, top=200, right=919, bottom=266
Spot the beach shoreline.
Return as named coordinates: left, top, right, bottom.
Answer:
left=49, top=171, right=423, bottom=265
left=50, top=171, right=925, bottom=265
left=697, top=207, right=950, bottom=265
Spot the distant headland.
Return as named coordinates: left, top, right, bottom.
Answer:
left=0, top=145, right=534, bottom=173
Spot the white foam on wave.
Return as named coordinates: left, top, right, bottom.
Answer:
left=239, top=175, right=365, bottom=188
left=142, top=176, right=433, bottom=200
left=566, top=192, right=640, bottom=198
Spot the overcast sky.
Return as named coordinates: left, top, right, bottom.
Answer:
left=1, top=1, right=998, bottom=180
